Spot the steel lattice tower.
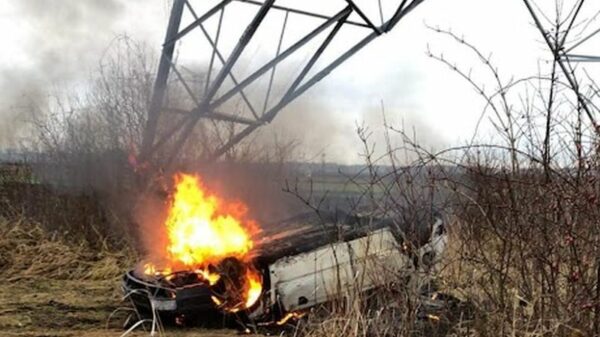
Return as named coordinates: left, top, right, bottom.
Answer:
left=140, top=0, right=427, bottom=166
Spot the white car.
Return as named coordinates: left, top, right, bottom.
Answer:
left=123, top=211, right=448, bottom=326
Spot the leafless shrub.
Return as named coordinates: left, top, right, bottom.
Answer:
left=8, top=36, right=157, bottom=243
left=419, top=3, right=599, bottom=335
left=291, top=2, right=600, bottom=336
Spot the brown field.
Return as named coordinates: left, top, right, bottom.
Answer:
left=0, top=216, right=252, bottom=337
left=0, top=279, right=251, bottom=337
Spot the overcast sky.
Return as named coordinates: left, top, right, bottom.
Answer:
left=1, top=0, right=599, bottom=163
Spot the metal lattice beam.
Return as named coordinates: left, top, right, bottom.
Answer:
left=140, top=0, right=428, bottom=165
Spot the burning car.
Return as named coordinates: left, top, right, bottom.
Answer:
left=123, top=173, right=447, bottom=327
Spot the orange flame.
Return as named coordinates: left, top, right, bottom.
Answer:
left=144, top=173, right=262, bottom=311
left=276, top=311, right=306, bottom=325
left=165, top=173, right=254, bottom=267
left=245, top=269, right=263, bottom=308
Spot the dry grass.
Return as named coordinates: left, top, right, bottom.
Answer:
left=0, top=216, right=135, bottom=282
left=0, top=215, right=262, bottom=337
left=0, top=215, right=131, bottom=336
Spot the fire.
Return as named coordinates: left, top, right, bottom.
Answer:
left=195, top=268, right=221, bottom=285
left=276, top=311, right=306, bottom=325
left=144, top=173, right=262, bottom=311
left=166, top=174, right=254, bottom=267
left=212, top=266, right=263, bottom=312
left=245, top=270, right=262, bottom=308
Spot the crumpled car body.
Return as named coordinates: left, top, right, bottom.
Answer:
left=123, top=211, right=447, bottom=324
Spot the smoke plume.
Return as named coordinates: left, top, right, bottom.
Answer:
left=0, top=0, right=128, bottom=147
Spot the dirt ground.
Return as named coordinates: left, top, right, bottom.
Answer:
left=0, top=277, right=249, bottom=337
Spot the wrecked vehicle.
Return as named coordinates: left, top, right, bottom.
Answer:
left=122, top=173, right=447, bottom=327
left=123, top=209, right=447, bottom=326
left=249, top=212, right=447, bottom=322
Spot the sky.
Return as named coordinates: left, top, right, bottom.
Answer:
left=0, top=0, right=599, bottom=164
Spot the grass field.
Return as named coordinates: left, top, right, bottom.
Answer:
left=0, top=215, right=262, bottom=337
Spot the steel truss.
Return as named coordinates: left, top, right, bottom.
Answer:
left=140, top=0, right=426, bottom=164
left=523, top=0, right=600, bottom=133
left=562, top=27, right=600, bottom=63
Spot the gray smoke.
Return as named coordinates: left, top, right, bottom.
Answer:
left=1, top=1, right=445, bottom=164
left=255, top=92, right=447, bottom=165
left=0, top=0, right=129, bottom=148
left=0, top=69, right=42, bottom=148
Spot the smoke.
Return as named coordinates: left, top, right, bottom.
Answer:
left=13, top=0, right=124, bottom=79
left=0, top=0, right=445, bottom=162
left=0, top=69, right=42, bottom=148
left=0, top=0, right=129, bottom=148
left=254, top=97, right=355, bottom=163
left=253, top=92, right=448, bottom=165
left=360, top=102, right=448, bottom=159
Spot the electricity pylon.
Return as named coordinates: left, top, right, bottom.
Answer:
left=140, top=0, right=427, bottom=165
